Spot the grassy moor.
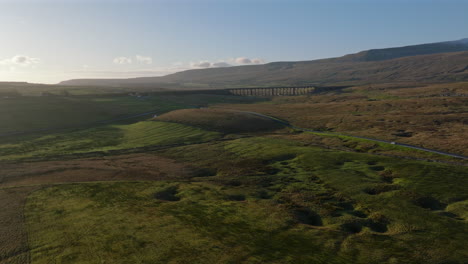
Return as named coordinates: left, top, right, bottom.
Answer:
left=1, top=85, right=466, bottom=264
left=1, top=1, right=467, bottom=264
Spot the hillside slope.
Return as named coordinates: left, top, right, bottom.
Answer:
left=336, top=38, right=468, bottom=62
left=59, top=38, right=468, bottom=88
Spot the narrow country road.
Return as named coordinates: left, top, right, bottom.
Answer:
left=241, top=110, right=468, bottom=160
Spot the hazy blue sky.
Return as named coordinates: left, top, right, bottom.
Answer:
left=1, top=0, right=467, bottom=83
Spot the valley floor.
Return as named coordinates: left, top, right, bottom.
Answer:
left=0, top=85, right=467, bottom=264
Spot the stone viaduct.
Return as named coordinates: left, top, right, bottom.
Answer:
left=227, top=86, right=315, bottom=96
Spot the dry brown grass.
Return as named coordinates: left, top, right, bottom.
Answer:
left=217, top=86, right=468, bottom=155
left=0, top=153, right=195, bottom=189
left=346, top=82, right=468, bottom=99
left=155, top=108, right=285, bottom=133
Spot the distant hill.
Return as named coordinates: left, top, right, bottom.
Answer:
left=0, top=82, right=30, bottom=86
left=59, top=38, right=468, bottom=88
left=335, top=38, right=468, bottom=62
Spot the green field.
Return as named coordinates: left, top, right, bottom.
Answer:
left=24, top=136, right=468, bottom=264
left=26, top=182, right=347, bottom=264
left=0, top=121, right=221, bottom=160
left=0, top=93, right=263, bottom=135
left=155, top=108, right=285, bottom=133
left=0, top=87, right=466, bottom=264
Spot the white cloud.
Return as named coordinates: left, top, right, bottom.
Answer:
left=113, top=56, right=132, bottom=64
left=251, top=58, right=265, bottom=64
left=190, top=57, right=265, bottom=69
left=113, top=55, right=153, bottom=65
left=235, top=57, right=252, bottom=64
left=0, top=55, right=40, bottom=66
left=191, top=61, right=233, bottom=68
left=233, top=57, right=265, bottom=65
left=136, top=55, right=152, bottom=64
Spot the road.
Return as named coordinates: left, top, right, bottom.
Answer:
left=241, top=110, right=468, bottom=160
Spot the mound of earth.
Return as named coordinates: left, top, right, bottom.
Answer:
left=154, top=109, right=285, bottom=133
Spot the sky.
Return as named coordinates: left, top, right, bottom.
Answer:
left=0, top=0, right=467, bottom=84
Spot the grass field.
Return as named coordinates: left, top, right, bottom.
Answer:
left=155, top=108, right=285, bottom=133
left=267, top=131, right=467, bottom=164
left=23, top=136, right=468, bottom=264
left=0, top=121, right=221, bottom=160
left=0, top=186, right=38, bottom=264
left=0, top=93, right=263, bottom=135
left=217, top=82, right=468, bottom=156
left=26, top=182, right=348, bottom=264
left=1, top=83, right=467, bottom=264
left=0, top=152, right=199, bottom=264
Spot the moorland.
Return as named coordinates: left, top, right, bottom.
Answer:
left=0, top=39, right=467, bottom=264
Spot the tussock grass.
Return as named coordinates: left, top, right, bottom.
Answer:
left=23, top=136, right=467, bottom=263
left=26, top=182, right=348, bottom=264
left=160, top=137, right=468, bottom=263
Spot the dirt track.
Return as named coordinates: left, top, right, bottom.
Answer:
left=0, top=187, right=38, bottom=264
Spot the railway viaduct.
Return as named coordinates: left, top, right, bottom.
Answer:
left=226, top=86, right=346, bottom=96
left=227, top=86, right=314, bottom=96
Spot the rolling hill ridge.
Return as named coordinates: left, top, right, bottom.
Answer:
left=60, top=38, right=468, bottom=88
